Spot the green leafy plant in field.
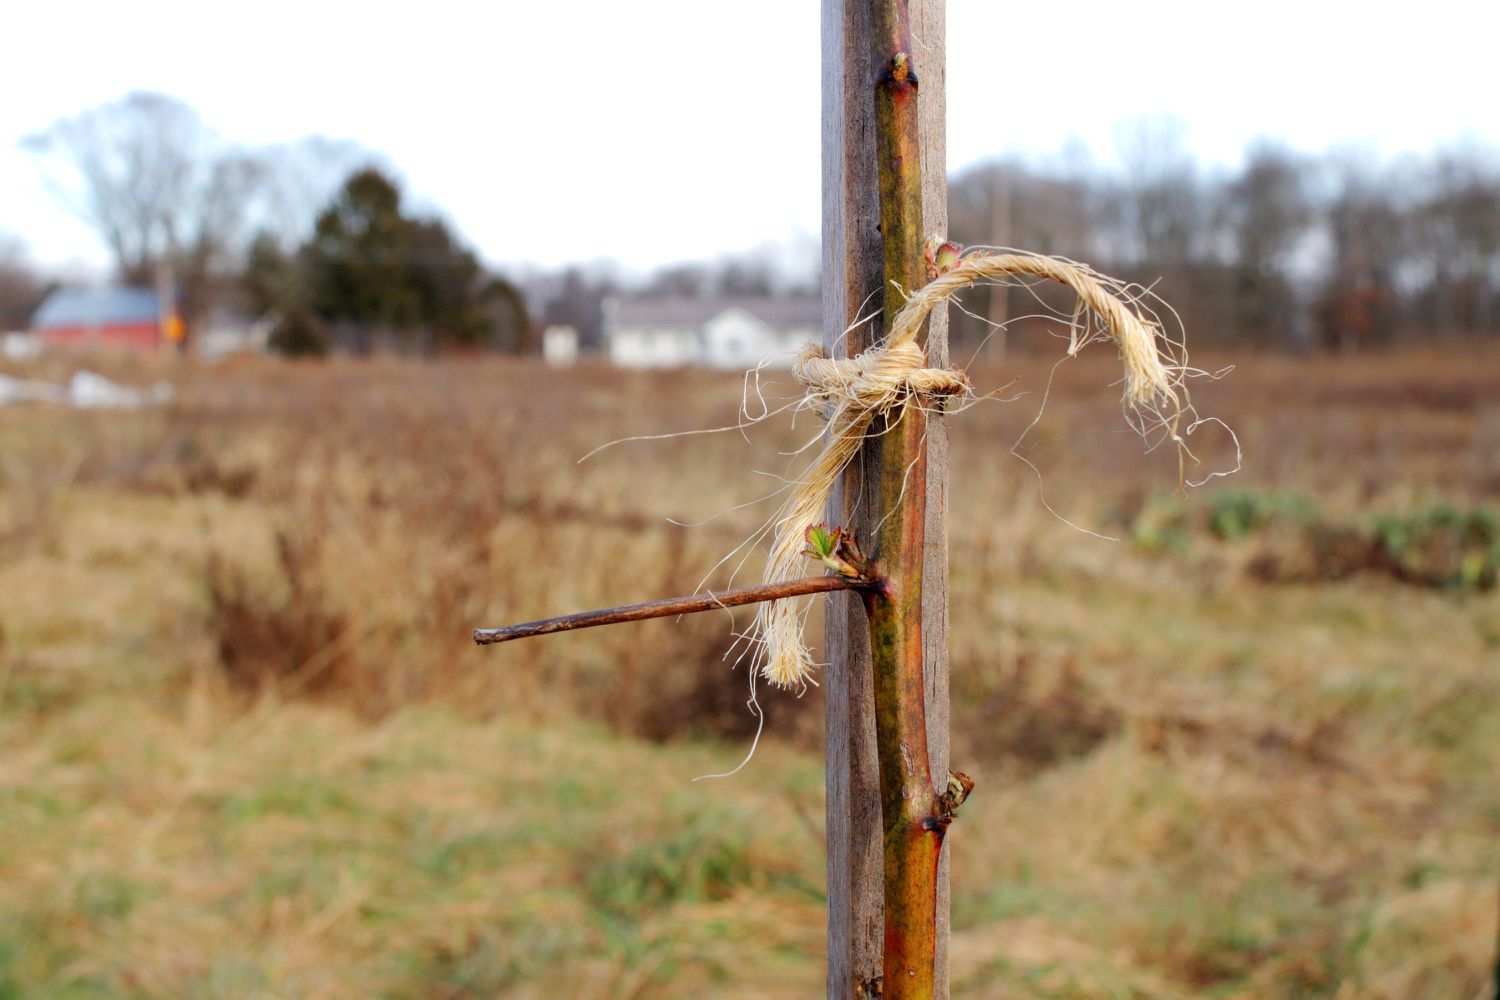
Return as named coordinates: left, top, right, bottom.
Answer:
left=1131, top=489, right=1499, bottom=592
left=1127, top=496, right=1193, bottom=555
left=1373, top=506, right=1500, bottom=590
left=1206, top=490, right=1319, bottom=542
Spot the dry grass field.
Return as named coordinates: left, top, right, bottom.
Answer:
left=1, top=343, right=1497, bottom=998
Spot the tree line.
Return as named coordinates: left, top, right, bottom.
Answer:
left=525, top=137, right=1500, bottom=355
left=8, top=94, right=1500, bottom=356
left=946, top=131, right=1500, bottom=352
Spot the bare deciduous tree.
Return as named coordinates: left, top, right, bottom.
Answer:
left=1318, top=150, right=1408, bottom=351
left=23, top=91, right=265, bottom=345
left=1413, top=146, right=1500, bottom=334
left=1223, top=142, right=1311, bottom=347
left=257, top=136, right=389, bottom=250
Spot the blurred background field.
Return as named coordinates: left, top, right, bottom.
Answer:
left=4, top=6, right=1500, bottom=994
left=1, top=344, right=1497, bottom=998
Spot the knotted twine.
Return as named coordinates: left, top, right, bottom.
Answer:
left=754, top=249, right=1185, bottom=689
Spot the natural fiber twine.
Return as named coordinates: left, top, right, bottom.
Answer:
left=754, top=249, right=1188, bottom=690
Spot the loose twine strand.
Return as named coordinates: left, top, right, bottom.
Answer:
left=755, top=249, right=1189, bottom=690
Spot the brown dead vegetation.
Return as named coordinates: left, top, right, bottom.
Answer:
left=0, top=344, right=1497, bottom=997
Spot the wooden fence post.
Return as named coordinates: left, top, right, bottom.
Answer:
left=821, top=1, right=949, bottom=996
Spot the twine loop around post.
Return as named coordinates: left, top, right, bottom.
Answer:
left=793, top=339, right=970, bottom=416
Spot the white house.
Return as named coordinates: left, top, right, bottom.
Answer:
left=604, top=297, right=821, bottom=369
left=197, top=309, right=271, bottom=360
left=542, top=325, right=579, bottom=366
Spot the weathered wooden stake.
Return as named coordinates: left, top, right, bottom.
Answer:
left=822, top=0, right=951, bottom=996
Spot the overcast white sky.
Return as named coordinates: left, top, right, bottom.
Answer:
left=2, top=0, right=1496, bottom=275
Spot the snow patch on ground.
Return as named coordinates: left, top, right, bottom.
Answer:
left=0, top=371, right=173, bottom=409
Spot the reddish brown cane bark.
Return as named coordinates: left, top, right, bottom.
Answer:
left=863, top=1, right=948, bottom=996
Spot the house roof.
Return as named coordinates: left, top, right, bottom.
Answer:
left=611, top=297, right=821, bottom=329
left=31, top=287, right=161, bottom=330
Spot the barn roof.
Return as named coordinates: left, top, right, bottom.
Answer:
left=611, top=297, right=821, bottom=329
left=31, top=287, right=161, bottom=330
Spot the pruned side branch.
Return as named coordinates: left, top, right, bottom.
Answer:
left=474, top=575, right=871, bottom=646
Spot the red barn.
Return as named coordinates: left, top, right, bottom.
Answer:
left=30, top=287, right=176, bottom=351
